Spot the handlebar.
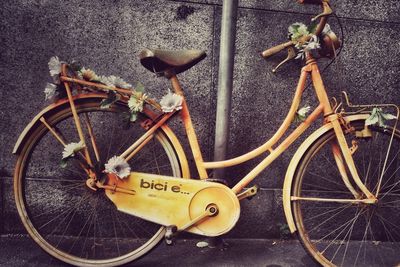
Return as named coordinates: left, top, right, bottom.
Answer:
left=261, top=0, right=332, bottom=60
left=261, top=41, right=294, bottom=59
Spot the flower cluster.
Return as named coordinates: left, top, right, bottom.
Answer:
left=78, top=67, right=100, bottom=82
left=99, top=75, right=132, bottom=89
left=43, top=56, right=64, bottom=101
left=48, top=56, right=63, bottom=83
left=44, top=56, right=135, bottom=102
left=287, top=22, right=333, bottom=60
left=43, top=57, right=185, bottom=125
left=293, top=105, right=311, bottom=123
left=295, top=35, right=320, bottom=60
left=288, top=23, right=311, bottom=42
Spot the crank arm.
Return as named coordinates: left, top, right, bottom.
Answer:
left=237, top=185, right=259, bottom=200
left=164, top=204, right=219, bottom=245
left=179, top=204, right=218, bottom=232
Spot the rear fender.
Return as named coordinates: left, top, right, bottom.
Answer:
left=12, top=94, right=103, bottom=154
left=12, top=93, right=190, bottom=178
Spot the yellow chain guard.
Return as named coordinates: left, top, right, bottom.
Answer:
left=188, top=186, right=240, bottom=236
left=105, top=172, right=240, bottom=237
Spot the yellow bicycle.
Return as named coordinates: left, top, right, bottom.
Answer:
left=13, top=0, right=400, bottom=266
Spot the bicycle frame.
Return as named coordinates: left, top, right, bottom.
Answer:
left=59, top=56, right=376, bottom=203
left=166, top=57, right=376, bottom=199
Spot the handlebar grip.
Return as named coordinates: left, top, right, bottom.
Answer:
left=297, top=0, right=323, bottom=5
left=261, top=41, right=293, bottom=59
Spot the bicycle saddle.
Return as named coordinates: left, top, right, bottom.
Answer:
left=139, top=48, right=206, bottom=76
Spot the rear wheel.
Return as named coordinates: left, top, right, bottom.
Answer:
left=14, top=97, right=185, bottom=266
left=292, top=121, right=400, bottom=266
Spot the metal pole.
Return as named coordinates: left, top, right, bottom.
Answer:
left=213, top=0, right=238, bottom=180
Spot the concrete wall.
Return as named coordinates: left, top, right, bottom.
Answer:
left=1, top=0, right=399, bottom=238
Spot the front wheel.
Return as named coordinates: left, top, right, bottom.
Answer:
left=14, top=97, right=186, bottom=266
left=291, top=120, right=400, bottom=266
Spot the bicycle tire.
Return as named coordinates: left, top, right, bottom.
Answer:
left=292, top=120, right=400, bottom=267
left=14, top=96, right=186, bottom=266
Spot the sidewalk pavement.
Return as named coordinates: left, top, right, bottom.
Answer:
left=0, top=235, right=318, bottom=267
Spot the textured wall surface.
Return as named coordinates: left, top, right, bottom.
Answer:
left=1, top=0, right=399, bottom=238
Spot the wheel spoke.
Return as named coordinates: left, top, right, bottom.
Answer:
left=292, top=122, right=400, bottom=266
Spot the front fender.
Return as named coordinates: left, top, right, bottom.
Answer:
left=283, top=114, right=369, bottom=233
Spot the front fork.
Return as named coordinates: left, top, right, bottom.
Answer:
left=307, top=57, right=376, bottom=201
left=329, top=115, right=376, bottom=200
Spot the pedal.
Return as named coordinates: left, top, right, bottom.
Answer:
left=165, top=225, right=178, bottom=245
left=237, top=185, right=259, bottom=200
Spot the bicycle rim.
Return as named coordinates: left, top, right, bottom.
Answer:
left=292, top=121, right=400, bottom=266
left=14, top=99, right=182, bottom=266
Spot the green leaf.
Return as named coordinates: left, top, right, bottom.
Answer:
left=60, top=158, right=68, bottom=168
left=307, top=23, right=318, bottom=34
left=130, top=112, right=138, bottom=122
left=293, top=114, right=306, bottom=123
left=288, top=22, right=309, bottom=42
left=365, top=108, right=378, bottom=126
left=366, top=108, right=397, bottom=127
left=100, top=91, right=119, bottom=109
left=365, top=114, right=379, bottom=126
left=69, top=61, right=82, bottom=72
left=135, top=82, right=145, bottom=93
left=381, top=112, right=397, bottom=121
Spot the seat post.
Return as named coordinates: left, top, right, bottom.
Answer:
left=169, top=75, right=208, bottom=179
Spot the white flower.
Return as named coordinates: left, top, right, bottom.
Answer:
left=295, top=35, right=320, bottom=60
left=104, top=156, right=131, bottom=179
left=62, top=141, right=85, bottom=159
left=160, top=90, right=183, bottom=113
left=128, top=93, right=148, bottom=113
left=48, top=56, right=63, bottom=83
left=113, top=76, right=132, bottom=89
left=304, top=35, right=320, bottom=51
left=44, top=83, right=58, bottom=100
left=100, top=75, right=132, bottom=89
left=78, top=67, right=100, bottom=81
left=294, top=105, right=311, bottom=122
left=297, top=106, right=311, bottom=117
